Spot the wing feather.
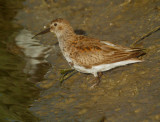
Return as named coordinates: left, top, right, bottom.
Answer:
left=69, top=36, right=143, bottom=68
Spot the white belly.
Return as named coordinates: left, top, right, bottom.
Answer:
left=73, top=59, right=142, bottom=77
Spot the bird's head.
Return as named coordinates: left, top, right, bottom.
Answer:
left=32, top=18, right=75, bottom=39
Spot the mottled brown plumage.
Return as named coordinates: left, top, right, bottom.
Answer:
left=69, top=35, right=144, bottom=68
left=33, top=18, right=145, bottom=87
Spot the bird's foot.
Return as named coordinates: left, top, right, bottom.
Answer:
left=90, top=72, right=103, bottom=89
left=60, top=69, right=74, bottom=75
left=59, top=69, right=77, bottom=85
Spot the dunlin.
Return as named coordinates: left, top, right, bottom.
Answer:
left=33, top=18, right=145, bottom=87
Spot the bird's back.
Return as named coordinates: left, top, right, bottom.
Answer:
left=69, top=35, right=145, bottom=68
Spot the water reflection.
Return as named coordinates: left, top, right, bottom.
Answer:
left=15, top=29, right=52, bottom=81
left=0, top=41, right=40, bottom=121
left=0, top=0, right=47, bottom=121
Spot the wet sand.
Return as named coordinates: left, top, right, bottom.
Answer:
left=4, top=0, right=160, bottom=121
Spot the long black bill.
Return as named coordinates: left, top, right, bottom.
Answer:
left=32, top=27, right=50, bottom=39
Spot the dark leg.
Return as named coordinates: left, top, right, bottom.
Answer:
left=91, top=72, right=103, bottom=88
left=59, top=69, right=77, bottom=85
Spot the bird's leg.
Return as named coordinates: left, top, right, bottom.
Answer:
left=59, top=69, right=77, bottom=85
left=90, top=72, right=103, bottom=88
left=60, top=69, right=74, bottom=75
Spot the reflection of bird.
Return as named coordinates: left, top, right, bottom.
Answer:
left=16, top=29, right=52, bottom=81
left=33, top=18, right=145, bottom=87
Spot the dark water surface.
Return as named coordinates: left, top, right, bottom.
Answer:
left=0, top=0, right=160, bottom=122
left=0, top=0, right=46, bottom=121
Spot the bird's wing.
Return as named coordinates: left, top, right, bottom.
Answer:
left=69, top=36, right=142, bottom=68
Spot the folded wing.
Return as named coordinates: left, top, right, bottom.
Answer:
left=69, top=36, right=145, bottom=68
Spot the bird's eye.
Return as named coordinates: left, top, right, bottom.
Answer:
left=54, top=23, right=57, bottom=26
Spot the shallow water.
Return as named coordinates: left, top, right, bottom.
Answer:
left=0, top=0, right=160, bottom=122
left=0, top=0, right=50, bottom=121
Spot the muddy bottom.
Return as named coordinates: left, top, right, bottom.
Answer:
left=1, top=0, right=160, bottom=121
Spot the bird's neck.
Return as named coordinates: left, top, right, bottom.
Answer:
left=57, top=29, right=76, bottom=44
left=57, top=30, right=76, bottom=53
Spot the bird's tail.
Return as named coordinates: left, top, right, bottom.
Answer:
left=131, top=48, right=146, bottom=58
